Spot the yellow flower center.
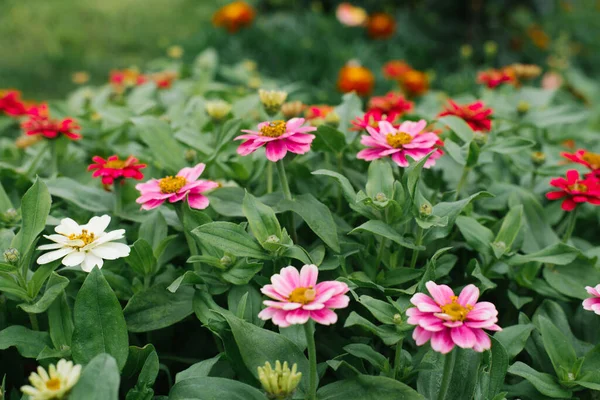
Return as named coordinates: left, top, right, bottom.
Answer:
left=159, top=176, right=187, bottom=194
left=288, top=287, right=316, bottom=304
left=386, top=132, right=412, bottom=148
left=440, top=296, right=473, bottom=321
left=45, top=378, right=61, bottom=391
left=68, top=229, right=96, bottom=246
left=568, top=183, right=588, bottom=192
left=582, top=151, right=600, bottom=169
left=260, top=121, right=287, bottom=138
left=104, top=159, right=126, bottom=169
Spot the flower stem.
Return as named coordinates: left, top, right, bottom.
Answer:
left=50, top=140, right=59, bottom=178
left=454, top=166, right=471, bottom=201
left=393, top=339, right=403, bottom=379
left=266, top=162, right=273, bottom=194
left=409, top=226, right=424, bottom=269
left=175, top=204, right=200, bottom=268
left=437, top=350, right=456, bottom=400
left=562, top=207, right=578, bottom=243
left=375, top=238, right=386, bottom=270
left=303, top=321, right=318, bottom=400
left=276, top=160, right=297, bottom=243
left=24, top=141, right=49, bottom=177
left=28, top=313, right=39, bottom=331
left=113, top=180, right=123, bottom=217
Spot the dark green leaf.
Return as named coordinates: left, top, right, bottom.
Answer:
left=124, top=285, right=194, bottom=332
left=70, top=354, right=120, bottom=400
left=0, top=325, right=51, bottom=358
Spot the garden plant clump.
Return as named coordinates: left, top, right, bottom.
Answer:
left=1, top=2, right=600, bottom=399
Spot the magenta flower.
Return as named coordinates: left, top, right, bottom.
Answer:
left=135, top=163, right=219, bottom=210
left=234, top=118, right=317, bottom=162
left=406, top=281, right=501, bottom=354
left=258, top=264, right=350, bottom=327
left=583, top=285, right=600, bottom=314
left=356, top=119, right=441, bottom=168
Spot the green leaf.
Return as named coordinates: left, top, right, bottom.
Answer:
left=466, top=141, right=480, bottom=167
left=456, top=216, right=494, bottom=256
left=492, top=205, right=523, bottom=258
left=429, top=192, right=494, bottom=240
left=242, top=191, right=282, bottom=247
left=494, top=324, right=535, bottom=359
left=138, top=211, right=168, bottom=250
left=538, top=317, right=577, bottom=380
left=278, top=194, right=340, bottom=252
left=125, top=239, right=157, bottom=277
left=169, top=377, right=265, bottom=400
left=124, top=285, right=194, bottom=332
left=192, top=222, right=269, bottom=259
left=132, top=116, right=186, bottom=173
left=477, top=337, right=509, bottom=400
left=350, top=220, right=423, bottom=250
left=318, top=374, right=423, bottom=400
left=312, top=169, right=357, bottom=204
left=438, top=115, right=474, bottom=143
left=365, top=159, right=394, bottom=200
left=313, top=124, right=347, bottom=153
left=0, top=325, right=51, bottom=358
left=175, top=354, right=223, bottom=383
left=543, top=262, right=600, bottom=300
left=507, top=291, right=533, bottom=310
left=507, top=362, right=572, bottom=398
left=471, top=259, right=496, bottom=292
left=27, top=261, right=59, bottom=300
left=11, top=178, right=51, bottom=255
left=335, top=92, right=363, bottom=143
left=209, top=118, right=244, bottom=163
left=485, top=137, right=535, bottom=154
left=0, top=181, right=13, bottom=212
left=48, top=292, right=73, bottom=349
left=45, top=177, right=112, bottom=212
left=19, top=272, right=69, bottom=313
left=72, top=268, right=129, bottom=370
left=70, top=354, right=120, bottom=400
left=344, top=312, right=403, bottom=346
left=358, top=295, right=398, bottom=325
left=507, top=243, right=579, bottom=265
left=344, top=344, right=388, bottom=371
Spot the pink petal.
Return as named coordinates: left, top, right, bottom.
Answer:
left=261, top=285, right=287, bottom=301
left=140, top=199, right=165, bottom=210
left=178, top=163, right=205, bottom=182
left=413, top=326, right=433, bottom=346
left=583, top=297, right=600, bottom=311
left=299, top=264, right=319, bottom=287
left=378, top=121, right=396, bottom=135
left=410, top=293, right=442, bottom=312
left=426, top=282, right=455, bottom=305
left=272, top=309, right=292, bottom=328
left=237, top=139, right=263, bottom=156
left=357, top=148, right=389, bottom=161
left=323, top=294, right=350, bottom=309
left=431, top=330, right=455, bottom=354
left=279, top=266, right=301, bottom=289
left=286, top=133, right=316, bottom=144
left=391, top=151, right=409, bottom=167
left=472, top=329, right=491, bottom=352
left=284, top=140, right=312, bottom=155
left=285, top=308, right=311, bottom=325
left=309, top=308, right=338, bottom=325
left=458, top=285, right=480, bottom=307
left=187, top=194, right=210, bottom=210
left=265, top=140, right=287, bottom=162
left=450, top=325, right=477, bottom=349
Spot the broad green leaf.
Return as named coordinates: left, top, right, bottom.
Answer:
left=317, top=374, right=423, bottom=400
left=70, top=354, right=120, bottom=400
left=11, top=179, right=51, bottom=255
left=335, top=92, right=363, bottom=143
left=221, top=260, right=263, bottom=285
left=48, top=292, right=73, bottom=349
left=507, top=291, right=533, bottom=310
left=124, top=285, right=194, bottom=332
left=456, top=216, right=494, bottom=256
left=169, top=377, right=265, bottom=400
left=344, top=312, right=403, bottom=346
left=493, top=205, right=523, bottom=258
left=404, top=151, right=435, bottom=200
left=242, top=191, right=281, bottom=247
left=486, top=137, right=535, bottom=154
left=543, top=262, right=600, bottom=300
left=350, top=220, right=423, bottom=250
left=429, top=192, right=493, bottom=240
left=175, top=354, right=223, bottom=383
left=125, top=239, right=157, bottom=277
left=507, top=362, right=572, bottom=398
left=19, top=272, right=69, bottom=313
left=507, top=243, right=579, bottom=265
left=192, top=222, right=269, bottom=259
left=477, top=337, right=509, bottom=400
left=495, top=324, right=535, bottom=359
left=538, top=317, right=577, bottom=380
left=72, top=268, right=129, bottom=370
left=365, top=159, right=394, bottom=200
left=358, top=295, right=398, bottom=325
left=132, top=116, right=186, bottom=173
left=312, top=169, right=357, bottom=204
left=45, top=177, right=112, bottom=212
left=438, top=115, right=474, bottom=143
left=471, top=260, right=496, bottom=292
left=227, top=285, right=263, bottom=326
left=27, top=261, right=59, bottom=300
left=313, top=124, right=347, bottom=153
left=466, top=141, right=480, bottom=167
left=209, top=118, right=243, bottom=162
left=0, top=325, right=51, bottom=358
left=138, top=211, right=168, bottom=250
left=344, top=344, right=388, bottom=371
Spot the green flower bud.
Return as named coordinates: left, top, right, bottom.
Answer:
left=374, top=192, right=388, bottom=203
left=517, top=100, right=530, bottom=115
left=460, top=44, right=473, bottom=59
left=205, top=100, right=232, bottom=122
left=419, top=203, right=432, bottom=217
left=473, top=131, right=487, bottom=145
left=393, top=313, right=402, bottom=325
left=184, top=149, right=197, bottom=163
left=220, top=255, right=232, bottom=268
left=265, top=235, right=280, bottom=244
left=531, top=151, right=546, bottom=166
left=325, top=111, right=340, bottom=127
left=258, top=361, right=302, bottom=400
left=484, top=40, right=497, bottom=56
left=259, top=89, right=288, bottom=117
left=3, top=248, right=20, bottom=265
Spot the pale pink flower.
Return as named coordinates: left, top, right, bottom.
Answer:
left=234, top=118, right=316, bottom=162
left=336, top=3, right=367, bottom=27
left=258, top=264, right=350, bottom=327
left=135, top=163, right=219, bottom=210
left=356, top=119, right=441, bottom=168
left=583, top=285, right=600, bottom=314
left=406, top=281, right=502, bottom=354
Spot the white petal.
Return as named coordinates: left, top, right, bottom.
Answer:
left=91, top=243, right=130, bottom=260
left=54, top=218, right=81, bottom=236
left=81, top=254, right=103, bottom=272
left=82, top=215, right=111, bottom=235
left=62, top=251, right=86, bottom=267
left=37, top=248, right=74, bottom=265
left=84, top=229, right=125, bottom=250
left=37, top=243, right=65, bottom=250
left=44, top=234, right=70, bottom=244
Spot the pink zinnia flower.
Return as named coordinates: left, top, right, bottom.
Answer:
left=234, top=118, right=316, bottom=162
left=352, top=109, right=401, bottom=131
left=258, top=264, right=350, bottom=327
left=135, top=163, right=219, bottom=210
left=438, top=100, right=493, bottom=132
left=356, top=119, right=441, bottom=168
left=407, top=281, right=502, bottom=354
left=583, top=285, right=600, bottom=314
left=88, top=155, right=146, bottom=185
left=546, top=169, right=600, bottom=211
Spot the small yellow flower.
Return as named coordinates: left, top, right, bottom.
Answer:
left=517, top=100, right=531, bottom=114
left=484, top=40, right=498, bottom=56
left=259, top=89, right=288, bottom=116
left=21, top=359, right=81, bottom=400
left=242, top=59, right=257, bottom=72
left=257, top=361, right=302, bottom=400
left=72, top=72, right=90, bottom=85
left=205, top=100, right=232, bottom=121
left=167, top=45, right=184, bottom=59
left=281, top=101, right=305, bottom=119
left=460, top=44, right=473, bottom=59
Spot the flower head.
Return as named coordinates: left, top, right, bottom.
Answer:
left=477, top=68, right=516, bottom=89
left=281, top=101, right=305, bottom=119
left=407, top=281, right=502, bottom=354
left=149, top=71, right=178, bottom=89
left=399, top=70, right=429, bottom=97
left=258, top=361, right=302, bottom=400
left=439, top=100, right=493, bottom=132
left=382, top=60, right=412, bottom=80
left=368, top=92, right=414, bottom=115
left=510, top=63, right=542, bottom=80
left=562, top=150, right=600, bottom=178
left=135, top=163, right=218, bottom=210
left=357, top=119, right=441, bottom=168
left=212, top=1, right=255, bottom=33
left=21, top=104, right=81, bottom=140
left=0, top=89, right=29, bottom=116
left=546, top=169, right=600, bottom=211
left=205, top=100, right=232, bottom=121
left=259, top=89, right=288, bottom=116
left=88, top=155, right=146, bottom=185
left=37, top=215, right=130, bottom=272
left=583, top=285, right=600, bottom=315
left=167, top=45, right=184, bottom=59
left=366, top=12, right=396, bottom=39
left=258, top=264, right=349, bottom=327
left=72, top=72, right=90, bottom=85
left=109, top=68, right=146, bottom=92
left=337, top=64, right=375, bottom=96
left=235, top=118, right=316, bottom=162
left=21, top=359, right=81, bottom=400
left=336, top=3, right=367, bottom=27
left=352, top=109, right=401, bottom=131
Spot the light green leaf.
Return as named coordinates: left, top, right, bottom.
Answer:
left=45, top=177, right=112, bottom=212
left=507, top=362, right=572, bottom=398
left=192, top=222, right=269, bottom=259
left=242, top=191, right=281, bottom=247
left=19, top=272, right=69, bottom=314
left=11, top=179, right=51, bottom=255
left=350, top=220, right=423, bottom=250
left=132, top=116, right=186, bottom=173
left=317, top=375, right=423, bottom=400
left=507, top=243, right=579, bottom=265
left=70, top=354, right=120, bottom=400
left=438, top=115, right=474, bottom=143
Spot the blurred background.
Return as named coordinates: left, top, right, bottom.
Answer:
left=0, top=0, right=598, bottom=101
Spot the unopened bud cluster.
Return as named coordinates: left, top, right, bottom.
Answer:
left=259, top=89, right=288, bottom=116
left=205, top=100, right=232, bottom=122
left=258, top=361, right=302, bottom=400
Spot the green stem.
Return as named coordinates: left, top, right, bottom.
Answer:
left=113, top=180, right=123, bottom=216
left=393, top=339, right=403, bottom=379
left=28, top=313, right=39, bottom=331
left=276, top=160, right=297, bottom=243
left=303, top=322, right=317, bottom=400
left=24, top=142, right=49, bottom=177
left=266, top=162, right=273, bottom=194
left=454, top=166, right=471, bottom=201
left=530, top=170, right=537, bottom=190
left=336, top=153, right=344, bottom=212
left=375, top=239, right=386, bottom=270
left=437, top=350, right=457, bottom=400
left=562, top=207, right=578, bottom=243
left=143, top=275, right=151, bottom=290
left=50, top=140, right=59, bottom=178
left=175, top=205, right=200, bottom=268
left=409, top=226, right=424, bottom=269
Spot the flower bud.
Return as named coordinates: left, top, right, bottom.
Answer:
left=419, top=203, right=432, bottom=217
left=185, top=149, right=197, bottom=163
left=393, top=313, right=402, bottom=325
left=167, top=45, right=184, bottom=59
left=492, top=241, right=506, bottom=254
left=265, top=235, right=280, bottom=244
left=259, top=89, right=288, bottom=117
left=281, top=101, right=305, bottom=119
left=205, top=100, right=232, bottom=122
left=517, top=100, right=530, bottom=115
left=242, top=59, right=257, bottom=72
left=3, top=248, right=20, bottom=265
left=374, top=192, right=388, bottom=202
left=220, top=255, right=233, bottom=267
left=325, top=111, right=340, bottom=127
left=258, top=361, right=302, bottom=400
left=460, top=44, right=473, bottom=59
left=484, top=40, right=497, bottom=56
left=473, top=131, right=487, bottom=145
left=531, top=151, right=546, bottom=166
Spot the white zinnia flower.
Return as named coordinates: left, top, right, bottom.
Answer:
left=21, top=359, right=82, bottom=400
left=36, top=215, right=130, bottom=272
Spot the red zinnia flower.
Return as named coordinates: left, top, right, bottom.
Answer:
left=0, top=90, right=28, bottom=117
left=366, top=12, right=396, bottom=39
left=21, top=104, right=81, bottom=140
left=438, top=100, right=493, bottom=132
left=368, top=92, right=414, bottom=115
left=88, top=155, right=146, bottom=185
left=212, top=1, right=255, bottom=33
left=382, top=60, right=412, bottom=80
left=546, top=170, right=600, bottom=211
left=352, top=109, right=401, bottom=131
left=562, top=150, right=600, bottom=178
left=477, top=68, right=516, bottom=89
left=304, top=105, right=334, bottom=121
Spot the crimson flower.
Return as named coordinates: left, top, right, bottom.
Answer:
left=477, top=68, right=516, bottom=88
left=368, top=92, right=413, bottom=115
left=88, top=155, right=146, bottom=185
left=546, top=170, right=600, bottom=211
left=21, top=104, right=81, bottom=140
left=439, top=100, right=493, bottom=132
left=352, top=109, right=401, bottom=131
left=0, top=90, right=28, bottom=117
left=562, top=150, right=600, bottom=178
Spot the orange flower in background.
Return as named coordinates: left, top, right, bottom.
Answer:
left=510, top=63, right=542, bottom=80
left=212, top=1, right=255, bottom=33
left=382, top=60, right=412, bottom=80
left=400, top=70, right=429, bottom=97
left=527, top=24, right=550, bottom=50
left=337, top=64, right=375, bottom=96
left=477, top=68, right=516, bottom=89
left=0, top=90, right=29, bottom=117
left=366, top=13, right=396, bottom=39
left=110, top=68, right=146, bottom=92
left=336, top=3, right=367, bottom=27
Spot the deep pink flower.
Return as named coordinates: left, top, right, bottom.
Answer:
left=438, top=100, right=493, bottom=132
left=406, top=281, right=501, bottom=354
left=258, top=264, right=350, bottom=327
left=21, top=104, right=81, bottom=140
left=135, top=163, right=219, bottom=210
left=546, top=169, right=600, bottom=211
left=356, top=119, right=441, bottom=168
left=352, top=109, right=401, bottom=131
left=583, top=285, right=600, bottom=314
left=235, top=118, right=316, bottom=162
left=562, top=150, right=600, bottom=179
left=88, top=155, right=146, bottom=185
left=0, top=90, right=28, bottom=117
